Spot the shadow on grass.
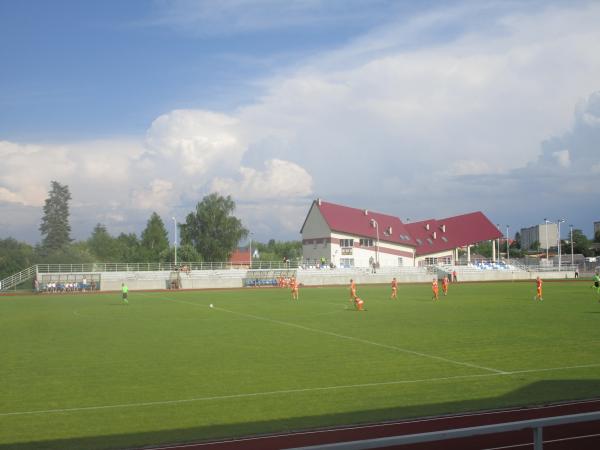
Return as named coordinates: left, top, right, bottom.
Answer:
left=3, top=379, right=600, bottom=450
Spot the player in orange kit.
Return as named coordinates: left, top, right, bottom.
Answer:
left=290, top=277, right=299, bottom=300
left=390, top=277, right=398, bottom=299
left=432, top=277, right=439, bottom=301
left=349, top=279, right=357, bottom=304
left=354, top=296, right=365, bottom=311
left=535, top=276, right=543, bottom=301
left=442, top=276, right=449, bottom=296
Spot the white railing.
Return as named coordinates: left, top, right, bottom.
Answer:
left=0, top=265, right=37, bottom=291
left=288, top=410, right=600, bottom=450
left=35, top=260, right=299, bottom=273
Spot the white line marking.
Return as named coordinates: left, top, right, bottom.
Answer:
left=2, top=363, right=600, bottom=418
left=173, top=299, right=506, bottom=374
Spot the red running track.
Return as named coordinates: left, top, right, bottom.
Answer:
left=147, top=399, right=600, bottom=450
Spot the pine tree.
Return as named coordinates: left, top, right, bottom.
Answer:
left=39, top=181, right=72, bottom=251
left=140, top=212, right=169, bottom=261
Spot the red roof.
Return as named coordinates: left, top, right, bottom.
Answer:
left=305, top=200, right=416, bottom=247
left=229, top=249, right=250, bottom=265
left=302, top=200, right=503, bottom=256
left=405, top=212, right=502, bottom=256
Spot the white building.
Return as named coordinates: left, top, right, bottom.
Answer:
left=520, top=223, right=558, bottom=251
left=300, top=199, right=502, bottom=268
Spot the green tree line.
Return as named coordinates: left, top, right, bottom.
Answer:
left=0, top=181, right=300, bottom=280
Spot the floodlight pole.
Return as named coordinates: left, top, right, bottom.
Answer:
left=496, top=224, right=501, bottom=263
left=557, top=219, right=565, bottom=271
left=506, top=225, right=510, bottom=264
left=370, top=219, right=379, bottom=266
left=172, top=217, right=177, bottom=267
left=249, top=232, right=253, bottom=268
left=570, top=224, right=574, bottom=267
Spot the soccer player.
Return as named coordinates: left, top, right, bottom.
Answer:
left=390, top=277, right=398, bottom=299
left=592, top=271, right=600, bottom=298
left=535, top=276, right=543, bottom=301
left=432, top=278, right=439, bottom=301
left=121, top=283, right=129, bottom=304
left=290, top=277, right=299, bottom=300
left=349, top=279, right=357, bottom=304
left=354, top=296, right=365, bottom=311
left=442, top=276, right=449, bottom=296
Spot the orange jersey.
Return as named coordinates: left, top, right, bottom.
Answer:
left=442, top=278, right=448, bottom=288
left=536, top=279, right=542, bottom=289
left=432, top=280, right=438, bottom=291
left=391, top=280, right=397, bottom=289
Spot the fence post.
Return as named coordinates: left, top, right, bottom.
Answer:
left=533, top=426, right=543, bottom=450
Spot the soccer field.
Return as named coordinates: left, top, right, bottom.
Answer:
left=1, top=281, right=600, bottom=450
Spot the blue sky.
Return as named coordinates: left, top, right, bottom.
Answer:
left=1, top=0, right=599, bottom=245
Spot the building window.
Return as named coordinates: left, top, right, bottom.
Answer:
left=398, top=257, right=403, bottom=266
left=359, top=238, right=373, bottom=246
left=340, top=258, right=354, bottom=268
left=340, top=239, right=354, bottom=248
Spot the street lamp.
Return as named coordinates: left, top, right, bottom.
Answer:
left=248, top=232, right=253, bottom=268
left=172, top=217, right=177, bottom=267
left=496, top=224, right=501, bottom=263
left=570, top=224, right=574, bottom=267
left=370, top=218, right=379, bottom=266
left=506, top=225, right=510, bottom=264
left=557, top=219, right=565, bottom=271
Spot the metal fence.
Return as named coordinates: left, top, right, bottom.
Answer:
left=288, top=410, right=600, bottom=450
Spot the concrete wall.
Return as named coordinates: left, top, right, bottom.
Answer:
left=41, top=268, right=575, bottom=292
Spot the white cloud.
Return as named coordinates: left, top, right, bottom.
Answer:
left=3, top=2, right=600, bottom=242
left=211, top=159, right=313, bottom=200
left=552, top=150, right=571, bottom=168
left=132, top=179, right=175, bottom=211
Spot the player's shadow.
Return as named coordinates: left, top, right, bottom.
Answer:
left=4, top=379, right=600, bottom=450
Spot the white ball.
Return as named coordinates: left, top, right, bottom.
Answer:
left=209, top=304, right=214, bottom=308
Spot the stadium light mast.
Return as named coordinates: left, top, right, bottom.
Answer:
left=506, top=225, right=510, bottom=264
left=496, top=224, right=501, bottom=263
left=570, top=224, right=574, bottom=267
left=172, top=217, right=177, bottom=267
left=248, top=232, right=253, bottom=268
left=557, top=219, right=565, bottom=271
left=370, top=218, right=379, bottom=266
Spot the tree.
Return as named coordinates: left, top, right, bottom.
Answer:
left=180, top=193, right=248, bottom=262
left=87, top=224, right=122, bottom=261
left=39, top=181, right=72, bottom=251
left=0, top=238, right=34, bottom=280
left=140, top=212, right=169, bottom=261
left=571, top=229, right=591, bottom=257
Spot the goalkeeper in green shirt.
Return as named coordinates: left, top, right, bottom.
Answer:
left=592, top=271, right=600, bottom=295
left=121, top=283, right=129, bottom=304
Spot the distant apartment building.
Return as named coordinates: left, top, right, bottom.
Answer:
left=520, top=223, right=558, bottom=251
left=594, top=221, right=600, bottom=238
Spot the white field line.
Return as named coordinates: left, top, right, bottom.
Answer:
left=171, top=299, right=506, bottom=374
left=3, top=363, right=600, bottom=418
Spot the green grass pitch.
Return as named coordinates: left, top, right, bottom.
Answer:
left=1, top=281, right=600, bottom=450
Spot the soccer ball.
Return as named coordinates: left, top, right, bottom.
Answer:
left=209, top=304, right=214, bottom=308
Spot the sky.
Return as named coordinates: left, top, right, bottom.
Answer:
left=1, top=0, right=599, bottom=246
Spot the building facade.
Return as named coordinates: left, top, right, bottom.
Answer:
left=300, top=199, right=502, bottom=268
left=520, top=223, right=558, bottom=251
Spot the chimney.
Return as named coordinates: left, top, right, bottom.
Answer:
left=441, top=224, right=446, bottom=233
left=433, top=231, right=437, bottom=239
left=364, top=209, right=369, bottom=216
left=425, top=223, right=430, bottom=230
left=317, top=198, right=322, bottom=206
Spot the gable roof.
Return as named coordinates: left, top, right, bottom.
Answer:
left=301, top=199, right=503, bottom=256
left=302, top=200, right=416, bottom=247
left=405, top=212, right=503, bottom=256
